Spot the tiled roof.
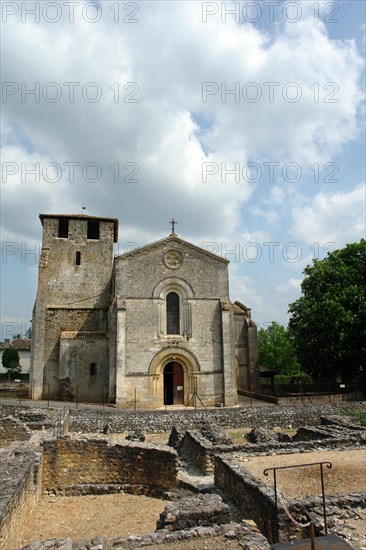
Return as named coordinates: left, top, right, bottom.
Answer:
left=60, top=331, right=108, bottom=339
left=233, top=301, right=251, bottom=314
left=0, top=338, right=31, bottom=351
left=39, top=214, right=119, bottom=242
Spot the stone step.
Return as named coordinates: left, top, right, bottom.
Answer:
left=177, top=470, right=215, bottom=493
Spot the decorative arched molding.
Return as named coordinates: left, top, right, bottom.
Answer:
left=148, top=347, right=201, bottom=406
left=153, top=277, right=193, bottom=338
left=152, top=277, right=194, bottom=299
left=149, top=346, right=200, bottom=376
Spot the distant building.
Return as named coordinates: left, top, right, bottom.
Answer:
left=0, top=339, right=31, bottom=374
left=30, top=214, right=259, bottom=407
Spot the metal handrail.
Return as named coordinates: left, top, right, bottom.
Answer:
left=263, top=461, right=332, bottom=543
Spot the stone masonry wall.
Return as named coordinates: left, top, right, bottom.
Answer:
left=0, top=406, right=70, bottom=436
left=69, top=402, right=366, bottom=433
left=0, top=416, right=32, bottom=448
left=156, top=494, right=231, bottom=531
left=19, top=523, right=273, bottom=550
left=31, top=216, right=116, bottom=401
left=180, top=431, right=215, bottom=475
left=2, top=402, right=365, bottom=434
left=42, top=436, right=178, bottom=495
left=0, top=408, right=69, bottom=550
left=0, top=446, right=42, bottom=550
left=113, top=238, right=237, bottom=409
left=215, top=454, right=280, bottom=543
left=114, top=238, right=229, bottom=299
left=215, top=451, right=366, bottom=545
left=179, top=431, right=365, bottom=476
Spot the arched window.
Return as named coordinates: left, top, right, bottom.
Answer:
left=90, top=363, right=97, bottom=377
left=166, top=292, right=180, bottom=334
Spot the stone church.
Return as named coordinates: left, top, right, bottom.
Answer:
left=30, top=214, right=259, bottom=408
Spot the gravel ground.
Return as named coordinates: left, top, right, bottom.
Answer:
left=235, top=448, right=366, bottom=499
left=19, top=494, right=169, bottom=549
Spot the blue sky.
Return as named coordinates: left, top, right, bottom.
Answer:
left=1, top=0, right=365, bottom=340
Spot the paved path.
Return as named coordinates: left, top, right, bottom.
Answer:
left=0, top=393, right=276, bottom=412
left=238, top=394, right=276, bottom=407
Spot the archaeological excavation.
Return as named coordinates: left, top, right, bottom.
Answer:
left=0, top=402, right=365, bottom=550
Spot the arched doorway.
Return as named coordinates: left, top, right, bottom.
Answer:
left=149, top=348, right=200, bottom=407
left=163, top=362, right=184, bottom=405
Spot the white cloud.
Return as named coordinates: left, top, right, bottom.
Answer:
left=1, top=1, right=364, bottom=327
left=1, top=2, right=364, bottom=244
left=276, top=278, right=302, bottom=296
left=228, top=266, right=268, bottom=313
left=290, top=183, right=366, bottom=245
left=270, top=186, right=285, bottom=206
left=239, top=230, right=271, bottom=243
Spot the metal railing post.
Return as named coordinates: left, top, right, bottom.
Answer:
left=264, top=461, right=332, bottom=544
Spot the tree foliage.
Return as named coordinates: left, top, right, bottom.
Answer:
left=288, top=240, right=366, bottom=382
left=1, top=347, right=21, bottom=378
left=258, top=322, right=300, bottom=376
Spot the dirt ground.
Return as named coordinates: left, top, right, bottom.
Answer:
left=19, top=493, right=170, bottom=549
left=19, top=493, right=258, bottom=550
left=235, top=448, right=366, bottom=499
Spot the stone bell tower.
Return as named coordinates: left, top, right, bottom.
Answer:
left=30, top=214, right=118, bottom=401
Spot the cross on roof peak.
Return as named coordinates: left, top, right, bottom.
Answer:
left=169, top=218, right=177, bottom=236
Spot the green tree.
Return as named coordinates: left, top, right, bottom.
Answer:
left=2, top=347, right=21, bottom=380
left=25, top=327, right=32, bottom=338
left=258, top=322, right=300, bottom=376
left=288, top=240, right=366, bottom=382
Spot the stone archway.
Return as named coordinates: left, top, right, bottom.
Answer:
left=148, top=348, right=200, bottom=407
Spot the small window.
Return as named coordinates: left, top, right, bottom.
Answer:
left=58, top=219, right=68, bottom=238
left=87, top=220, right=100, bottom=240
left=76, top=251, right=81, bottom=265
left=167, top=292, right=180, bottom=334
left=90, top=363, right=97, bottom=377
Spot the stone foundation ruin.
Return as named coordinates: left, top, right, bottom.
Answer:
left=0, top=402, right=365, bottom=550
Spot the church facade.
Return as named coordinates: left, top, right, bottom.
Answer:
left=30, top=214, right=259, bottom=407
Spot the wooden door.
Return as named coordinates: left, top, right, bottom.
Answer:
left=173, top=362, right=184, bottom=405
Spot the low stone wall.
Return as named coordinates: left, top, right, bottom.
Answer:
left=0, top=406, right=70, bottom=436
left=229, top=435, right=366, bottom=457
left=178, top=425, right=365, bottom=476
left=69, top=402, right=366, bottom=433
left=2, top=402, right=365, bottom=434
left=53, top=409, right=71, bottom=435
left=20, top=522, right=272, bottom=549
left=180, top=431, right=215, bottom=475
left=42, top=436, right=178, bottom=496
left=215, top=454, right=280, bottom=543
left=213, top=432, right=366, bottom=544
left=289, top=493, right=366, bottom=535
left=178, top=431, right=246, bottom=476
left=0, top=435, right=178, bottom=550
left=0, top=445, right=42, bottom=550
left=0, top=416, right=32, bottom=448
left=156, top=494, right=231, bottom=531
left=240, top=390, right=362, bottom=405
left=278, top=392, right=360, bottom=405
left=217, top=475, right=366, bottom=546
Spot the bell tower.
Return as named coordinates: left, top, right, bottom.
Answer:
left=30, top=214, right=118, bottom=401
